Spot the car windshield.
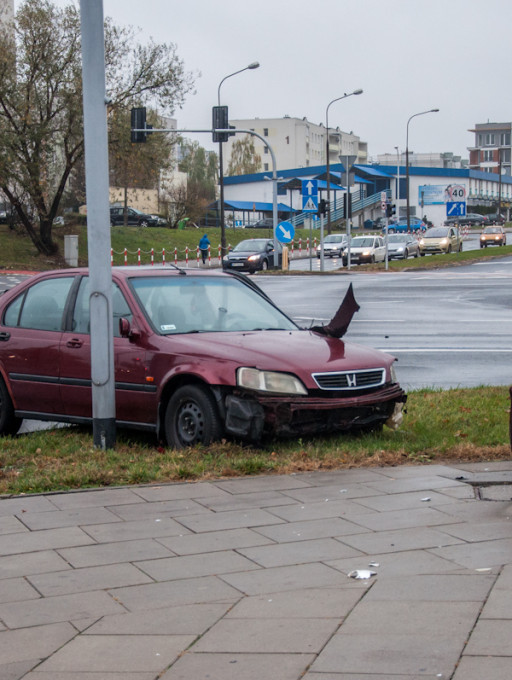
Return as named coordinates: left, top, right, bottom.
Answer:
left=388, top=235, right=410, bottom=243
left=233, top=240, right=268, bottom=252
left=350, top=237, right=375, bottom=247
left=324, top=234, right=344, bottom=243
left=130, top=275, right=297, bottom=334
left=483, top=227, right=501, bottom=233
left=424, top=227, right=449, bottom=238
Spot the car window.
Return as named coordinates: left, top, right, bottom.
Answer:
left=4, top=277, right=74, bottom=331
left=72, top=277, right=132, bottom=337
left=131, top=275, right=297, bottom=334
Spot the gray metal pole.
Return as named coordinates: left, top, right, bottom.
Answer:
left=80, top=0, right=116, bottom=449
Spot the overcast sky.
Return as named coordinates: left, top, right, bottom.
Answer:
left=17, top=0, right=512, bottom=161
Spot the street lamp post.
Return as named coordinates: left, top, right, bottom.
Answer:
left=406, top=108, right=439, bottom=232
left=325, top=89, right=362, bottom=235
left=395, top=145, right=400, bottom=217
left=217, top=62, right=259, bottom=256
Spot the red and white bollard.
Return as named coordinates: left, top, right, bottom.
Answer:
left=174, top=247, right=178, bottom=266
left=196, top=245, right=200, bottom=267
left=185, top=246, right=189, bottom=267
left=124, top=248, right=128, bottom=266
left=151, top=248, right=154, bottom=266
left=137, top=248, right=141, bottom=266
left=111, top=248, right=113, bottom=266
left=218, top=244, right=222, bottom=264
left=162, top=248, right=166, bottom=266
left=208, top=244, right=211, bottom=266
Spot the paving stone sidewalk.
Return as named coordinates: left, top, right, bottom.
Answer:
left=0, top=461, right=511, bottom=680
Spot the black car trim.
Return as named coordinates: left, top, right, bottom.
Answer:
left=9, top=373, right=156, bottom=393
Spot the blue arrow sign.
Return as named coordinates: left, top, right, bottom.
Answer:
left=276, top=220, right=295, bottom=244
left=302, top=179, right=318, bottom=197
left=446, top=201, right=466, bottom=217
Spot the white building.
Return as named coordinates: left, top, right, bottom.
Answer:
left=224, top=116, right=367, bottom=174
left=377, top=151, right=467, bottom=169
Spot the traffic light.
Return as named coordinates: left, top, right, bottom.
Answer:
left=131, top=107, right=149, bottom=143
left=386, top=203, right=396, bottom=218
left=212, top=105, right=229, bottom=142
left=343, top=192, right=352, bottom=218
left=318, top=198, right=327, bottom=216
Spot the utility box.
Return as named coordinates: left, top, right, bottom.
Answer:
left=64, top=234, right=79, bottom=267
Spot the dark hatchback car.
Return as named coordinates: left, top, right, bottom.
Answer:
left=223, top=238, right=282, bottom=273
left=0, top=267, right=406, bottom=448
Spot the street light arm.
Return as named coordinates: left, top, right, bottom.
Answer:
left=218, top=62, right=260, bottom=105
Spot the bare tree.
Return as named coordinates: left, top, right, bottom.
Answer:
left=0, top=0, right=194, bottom=255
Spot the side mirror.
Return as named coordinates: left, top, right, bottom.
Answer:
left=119, top=317, right=140, bottom=341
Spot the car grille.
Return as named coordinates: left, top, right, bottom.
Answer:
left=312, top=368, right=386, bottom=390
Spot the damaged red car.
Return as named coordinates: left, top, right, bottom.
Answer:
left=0, top=267, right=406, bottom=448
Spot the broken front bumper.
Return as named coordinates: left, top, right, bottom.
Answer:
left=225, top=384, right=407, bottom=440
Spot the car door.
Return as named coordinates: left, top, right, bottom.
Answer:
left=375, top=237, right=386, bottom=261
left=59, top=276, right=157, bottom=424
left=0, top=275, right=75, bottom=416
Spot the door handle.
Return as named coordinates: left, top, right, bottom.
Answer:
left=66, top=338, right=83, bottom=348
left=0, top=331, right=10, bottom=341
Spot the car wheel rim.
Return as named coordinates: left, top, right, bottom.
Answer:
left=177, top=400, right=204, bottom=444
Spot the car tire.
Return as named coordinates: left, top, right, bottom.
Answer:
left=370, top=255, right=375, bottom=264
left=447, top=245, right=452, bottom=254
left=414, top=249, right=419, bottom=258
left=261, top=260, right=268, bottom=271
left=139, top=220, right=149, bottom=228
left=165, top=384, right=222, bottom=449
left=404, top=249, right=408, bottom=259
left=0, top=378, right=22, bottom=436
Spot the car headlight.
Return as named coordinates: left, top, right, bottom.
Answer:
left=390, top=363, right=397, bottom=383
left=237, top=367, right=307, bottom=395
left=440, top=238, right=449, bottom=245
left=248, top=254, right=260, bottom=262
left=396, top=247, right=404, bottom=252
left=362, top=250, right=371, bottom=256
left=419, top=238, right=425, bottom=245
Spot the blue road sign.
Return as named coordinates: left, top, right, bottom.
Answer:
left=276, top=220, right=295, bottom=244
left=446, top=201, right=466, bottom=217
left=302, top=195, right=318, bottom=212
left=302, top=179, right=318, bottom=197
left=302, top=179, right=318, bottom=213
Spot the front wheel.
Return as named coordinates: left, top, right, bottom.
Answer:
left=139, top=220, right=149, bottom=228
left=261, top=259, right=268, bottom=271
left=0, top=378, right=22, bottom=436
left=165, top=384, right=222, bottom=449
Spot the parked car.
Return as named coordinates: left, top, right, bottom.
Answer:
left=419, top=226, right=463, bottom=255
left=246, top=218, right=274, bottom=229
left=386, top=234, right=420, bottom=259
left=342, top=235, right=386, bottom=265
left=222, top=238, right=282, bottom=273
left=316, top=233, right=347, bottom=258
left=385, top=217, right=425, bottom=234
left=480, top=225, right=507, bottom=247
left=445, top=213, right=488, bottom=227
left=0, top=267, right=406, bottom=446
left=110, top=206, right=165, bottom=227
left=485, top=213, right=506, bottom=225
